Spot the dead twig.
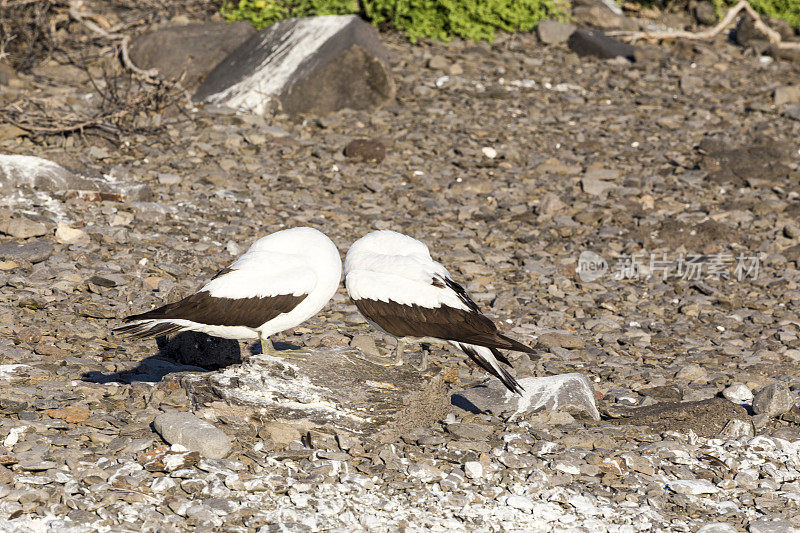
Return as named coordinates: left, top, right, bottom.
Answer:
left=67, top=0, right=191, bottom=101
left=610, top=0, right=800, bottom=51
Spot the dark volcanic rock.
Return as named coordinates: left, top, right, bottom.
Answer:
left=129, top=22, right=256, bottom=88
left=568, top=29, right=636, bottom=60
left=157, top=331, right=242, bottom=370
left=613, top=397, right=750, bottom=437
left=195, top=15, right=394, bottom=116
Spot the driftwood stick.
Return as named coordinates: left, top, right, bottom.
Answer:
left=610, top=0, right=800, bottom=51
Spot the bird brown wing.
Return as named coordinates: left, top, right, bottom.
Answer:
left=353, top=298, right=533, bottom=353
left=122, top=291, right=308, bottom=329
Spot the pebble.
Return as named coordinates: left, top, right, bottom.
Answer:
left=153, top=412, right=232, bottom=459
left=463, top=461, right=483, bottom=479
left=54, top=223, right=89, bottom=245
left=722, top=382, right=753, bottom=404
left=666, top=479, right=719, bottom=495
left=504, top=495, right=535, bottom=512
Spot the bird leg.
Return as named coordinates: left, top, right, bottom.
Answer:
left=353, top=338, right=405, bottom=367
left=409, top=343, right=430, bottom=372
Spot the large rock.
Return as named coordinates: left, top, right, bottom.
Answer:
left=179, top=347, right=448, bottom=442
left=156, top=331, right=242, bottom=370
left=452, top=373, right=600, bottom=421
left=153, top=411, right=232, bottom=459
left=128, top=22, right=256, bottom=88
left=0, top=154, right=150, bottom=201
left=194, top=15, right=394, bottom=116
left=752, top=382, right=796, bottom=417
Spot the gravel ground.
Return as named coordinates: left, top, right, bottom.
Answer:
left=1, top=8, right=800, bottom=532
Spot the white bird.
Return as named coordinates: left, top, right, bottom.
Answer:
left=344, top=230, right=531, bottom=394
left=114, top=227, right=342, bottom=354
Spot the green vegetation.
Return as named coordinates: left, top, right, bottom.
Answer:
left=221, top=0, right=565, bottom=42
left=714, top=0, right=800, bottom=28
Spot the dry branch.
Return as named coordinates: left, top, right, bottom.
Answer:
left=610, top=0, right=800, bottom=51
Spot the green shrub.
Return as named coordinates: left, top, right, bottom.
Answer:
left=715, top=0, right=800, bottom=28
left=221, top=0, right=565, bottom=42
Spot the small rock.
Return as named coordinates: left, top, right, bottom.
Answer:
left=581, top=176, right=616, bottom=196
left=568, top=29, right=636, bottom=61
left=783, top=223, right=800, bottom=239
left=752, top=382, right=796, bottom=417
left=446, top=422, right=493, bottom=441
left=0, top=216, right=48, bottom=239
left=260, top=422, right=301, bottom=446
left=463, top=461, right=483, bottom=479
left=748, top=518, right=795, bottom=533
left=350, top=334, right=380, bottom=359
left=504, top=495, right=535, bottom=512
left=55, top=224, right=89, bottom=245
left=537, top=192, right=565, bottom=216
left=666, top=479, right=719, bottom=495
left=722, top=382, right=754, bottom=404
left=698, top=524, right=739, bottom=533
left=537, top=332, right=584, bottom=349
left=693, top=2, right=718, bottom=25
left=427, top=55, right=448, bottom=70
left=674, top=363, right=708, bottom=382
left=153, top=411, right=232, bottom=459
left=536, top=19, right=576, bottom=45
left=344, top=139, right=386, bottom=163
left=720, top=418, right=754, bottom=438
left=774, top=86, right=800, bottom=106
left=481, top=147, right=497, bottom=159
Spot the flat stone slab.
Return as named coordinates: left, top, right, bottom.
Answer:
left=452, top=373, right=600, bottom=421
left=179, top=347, right=449, bottom=442
left=0, top=154, right=150, bottom=201
left=194, top=15, right=394, bottom=116
left=611, top=397, right=750, bottom=436
left=153, top=411, right=232, bottom=459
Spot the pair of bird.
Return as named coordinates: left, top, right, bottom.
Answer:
left=114, top=228, right=533, bottom=393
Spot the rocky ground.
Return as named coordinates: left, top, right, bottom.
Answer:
left=1, top=2, right=800, bottom=531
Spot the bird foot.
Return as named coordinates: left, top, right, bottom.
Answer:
left=259, top=339, right=309, bottom=360
left=353, top=351, right=404, bottom=367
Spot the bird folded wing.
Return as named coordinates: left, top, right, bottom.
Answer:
left=202, top=252, right=317, bottom=300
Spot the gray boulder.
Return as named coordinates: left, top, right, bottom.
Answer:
left=194, top=15, right=394, bottom=116
left=453, top=373, right=600, bottom=421
left=128, top=22, right=256, bottom=88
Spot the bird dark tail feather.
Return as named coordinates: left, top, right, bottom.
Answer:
left=460, top=344, right=524, bottom=395
left=112, top=320, right=184, bottom=339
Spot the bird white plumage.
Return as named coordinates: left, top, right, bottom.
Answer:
left=115, top=227, right=342, bottom=349
left=344, top=230, right=530, bottom=394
